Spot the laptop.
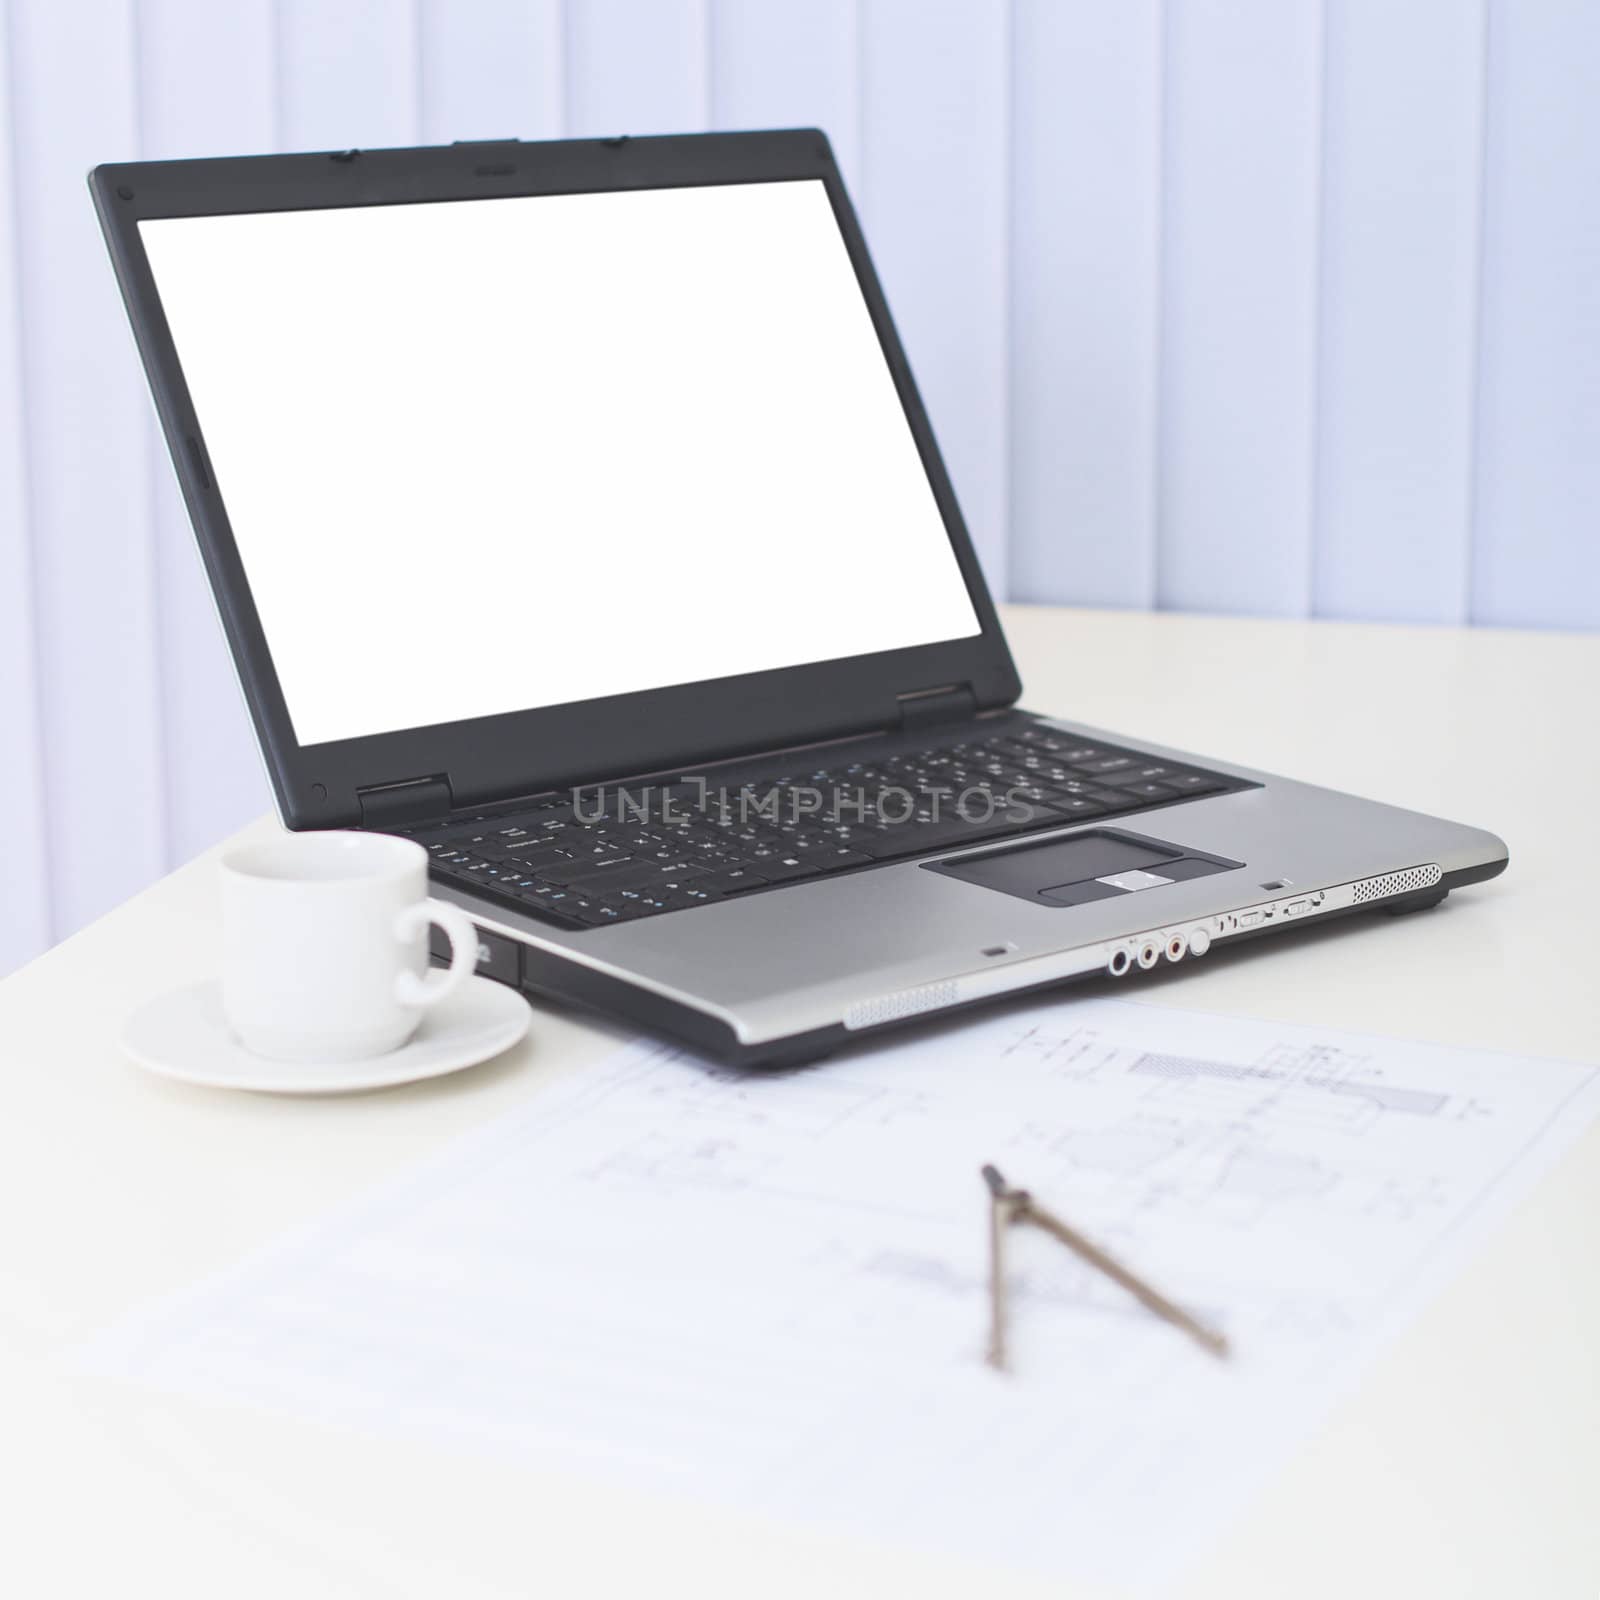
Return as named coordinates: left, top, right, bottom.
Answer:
left=91, top=130, right=1507, bottom=1068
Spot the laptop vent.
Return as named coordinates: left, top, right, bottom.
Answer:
left=845, top=981, right=962, bottom=1031
left=1350, top=863, right=1442, bottom=904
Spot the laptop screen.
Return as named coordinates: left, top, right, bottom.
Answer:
left=138, top=179, right=981, bottom=748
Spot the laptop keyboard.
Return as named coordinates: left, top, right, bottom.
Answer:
left=409, top=720, right=1247, bottom=930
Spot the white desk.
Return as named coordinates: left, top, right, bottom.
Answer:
left=3, top=607, right=1596, bottom=1599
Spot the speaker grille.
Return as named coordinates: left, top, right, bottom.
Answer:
left=845, top=980, right=962, bottom=1030
left=1350, top=863, right=1442, bottom=904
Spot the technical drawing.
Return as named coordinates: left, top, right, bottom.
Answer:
left=76, top=995, right=1600, bottom=1595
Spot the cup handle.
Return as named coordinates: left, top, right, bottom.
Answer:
left=392, top=899, right=481, bottom=1008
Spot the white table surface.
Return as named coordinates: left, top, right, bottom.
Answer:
left=3, top=605, right=1596, bottom=1599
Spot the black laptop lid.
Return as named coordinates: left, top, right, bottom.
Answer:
left=91, top=132, right=1019, bottom=828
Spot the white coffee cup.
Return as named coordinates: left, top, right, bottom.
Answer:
left=220, top=830, right=480, bottom=1062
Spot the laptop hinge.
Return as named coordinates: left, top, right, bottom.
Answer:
left=356, top=774, right=453, bottom=829
left=896, top=683, right=978, bottom=732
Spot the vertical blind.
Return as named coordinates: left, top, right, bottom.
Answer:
left=2, top=0, right=1597, bottom=975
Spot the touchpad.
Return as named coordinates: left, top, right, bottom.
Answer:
left=924, top=828, right=1241, bottom=907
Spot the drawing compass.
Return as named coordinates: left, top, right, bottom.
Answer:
left=981, top=1163, right=1231, bottom=1372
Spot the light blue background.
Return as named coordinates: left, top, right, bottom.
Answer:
left=2, top=0, right=1596, bottom=973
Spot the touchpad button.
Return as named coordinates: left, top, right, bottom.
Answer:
left=1091, top=867, right=1175, bottom=893
left=923, top=828, right=1241, bottom=906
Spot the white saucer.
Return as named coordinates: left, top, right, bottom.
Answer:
left=121, top=976, right=532, bottom=1095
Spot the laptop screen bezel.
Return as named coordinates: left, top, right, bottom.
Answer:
left=91, top=131, right=1021, bottom=828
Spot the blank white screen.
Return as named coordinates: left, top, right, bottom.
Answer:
left=139, top=180, right=980, bottom=747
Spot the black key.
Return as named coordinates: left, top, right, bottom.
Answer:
left=682, top=841, right=740, bottom=866
left=815, top=828, right=885, bottom=858
left=532, top=856, right=624, bottom=885
left=1011, top=742, right=1100, bottom=761
left=852, top=818, right=991, bottom=860
left=529, top=803, right=579, bottom=828
left=579, top=859, right=709, bottom=892
left=1004, top=801, right=1078, bottom=830
left=612, top=830, right=666, bottom=853
left=1163, top=773, right=1229, bottom=794
left=808, top=848, right=874, bottom=869
left=985, top=766, right=1040, bottom=789
left=542, top=856, right=649, bottom=889
left=513, top=878, right=569, bottom=904
left=1047, top=795, right=1110, bottom=819
left=745, top=854, right=820, bottom=882
left=1121, top=781, right=1179, bottom=801
left=627, top=892, right=675, bottom=915
left=525, top=883, right=582, bottom=909
left=672, top=885, right=719, bottom=907
left=769, top=815, right=822, bottom=835
left=976, top=797, right=1058, bottom=826
left=656, top=867, right=712, bottom=891
left=651, top=859, right=706, bottom=879
left=1092, top=764, right=1175, bottom=787
left=553, top=894, right=609, bottom=925
left=592, top=889, right=671, bottom=922
left=1076, top=755, right=1139, bottom=775
left=1013, top=732, right=1105, bottom=761
left=637, top=842, right=692, bottom=863
left=1006, top=783, right=1068, bottom=805
left=648, top=887, right=705, bottom=911
left=544, top=844, right=624, bottom=870
left=779, top=824, right=836, bottom=846
left=609, top=900, right=659, bottom=922
left=1015, top=761, right=1077, bottom=784
left=502, top=843, right=574, bottom=872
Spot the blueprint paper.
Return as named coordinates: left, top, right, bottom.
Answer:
left=77, top=999, right=1600, bottom=1587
